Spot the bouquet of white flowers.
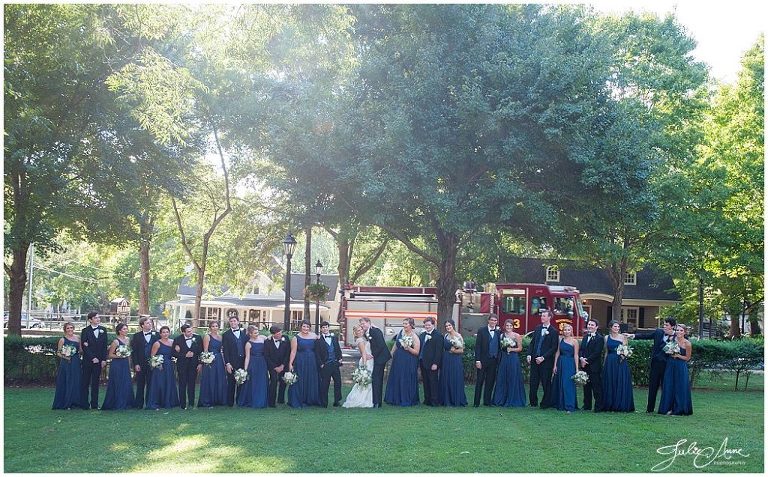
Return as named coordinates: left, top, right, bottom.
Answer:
left=234, top=368, right=248, bottom=385
left=663, top=340, right=680, bottom=356
left=399, top=334, right=414, bottom=349
left=500, top=335, right=517, bottom=350
left=616, top=343, right=633, bottom=360
left=150, top=355, right=164, bottom=369
left=60, top=344, right=77, bottom=358
left=449, top=335, right=463, bottom=349
left=199, top=351, right=215, bottom=366
left=352, top=366, right=372, bottom=387
left=572, top=370, right=589, bottom=385
left=282, top=371, right=298, bottom=386
left=115, top=344, right=131, bottom=358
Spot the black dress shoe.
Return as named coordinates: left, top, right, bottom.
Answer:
left=582, top=406, right=592, bottom=411
left=333, top=402, right=340, bottom=407
left=473, top=404, right=480, bottom=408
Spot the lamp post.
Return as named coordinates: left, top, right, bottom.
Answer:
left=314, top=260, right=323, bottom=333
left=282, top=233, right=297, bottom=331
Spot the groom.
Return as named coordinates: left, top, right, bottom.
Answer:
left=360, top=317, right=390, bottom=408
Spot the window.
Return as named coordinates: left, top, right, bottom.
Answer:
left=502, top=296, right=526, bottom=315
left=621, top=307, right=639, bottom=328
left=546, top=266, right=560, bottom=282
left=531, top=296, right=548, bottom=315
left=200, top=307, right=220, bottom=328
left=624, top=271, right=637, bottom=285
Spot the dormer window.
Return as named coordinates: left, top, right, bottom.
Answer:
left=546, top=266, right=560, bottom=283
left=624, top=271, right=637, bottom=286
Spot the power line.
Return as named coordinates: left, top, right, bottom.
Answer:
left=34, top=265, right=102, bottom=283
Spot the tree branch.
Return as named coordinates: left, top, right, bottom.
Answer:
left=350, top=239, right=389, bottom=283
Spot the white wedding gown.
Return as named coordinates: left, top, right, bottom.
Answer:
left=342, top=338, right=374, bottom=408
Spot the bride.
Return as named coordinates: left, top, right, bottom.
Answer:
left=343, top=325, right=374, bottom=408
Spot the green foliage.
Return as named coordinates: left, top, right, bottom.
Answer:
left=304, top=283, right=330, bottom=301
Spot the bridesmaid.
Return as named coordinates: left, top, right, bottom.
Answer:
left=658, top=324, right=693, bottom=416
left=288, top=320, right=321, bottom=408
left=145, top=326, right=179, bottom=410
left=549, top=323, right=579, bottom=413
left=198, top=321, right=227, bottom=407
left=438, top=320, right=467, bottom=407
left=492, top=319, right=526, bottom=407
left=238, top=325, right=269, bottom=408
left=384, top=318, right=421, bottom=406
left=101, top=323, right=134, bottom=410
left=52, top=322, right=83, bottom=410
left=602, top=320, right=635, bottom=412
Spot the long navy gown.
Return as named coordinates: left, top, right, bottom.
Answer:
left=439, top=336, right=467, bottom=407
left=52, top=337, right=82, bottom=409
left=658, top=348, right=693, bottom=415
left=602, top=336, right=635, bottom=412
left=101, top=338, right=134, bottom=410
left=548, top=339, right=577, bottom=411
left=198, top=336, right=227, bottom=407
left=384, top=333, right=420, bottom=406
left=492, top=341, right=527, bottom=407
left=238, top=341, right=269, bottom=408
left=146, top=341, right=179, bottom=409
left=288, top=336, right=321, bottom=408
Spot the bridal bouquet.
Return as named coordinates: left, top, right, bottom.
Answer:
left=234, top=368, right=248, bottom=385
left=449, top=335, right=463, bottom=349
left=283, top=371, right=298, bottom=386
left=500, top=336, right=517, bottom=350
left=352, top=366, right=372, bottom=387
left=616, top=344, right=633, bottom=360
left=572, top=370, right=589, bottom=385
left=663, top=341, right=680, bottom=356
left=60, top=344, right=77, bottom=358
left=115, top=344, right=131, bottom=358
left=399, top=334, right=414, bottom=349
left=199, top=351, right=215, bottom=366
left=149, top=355, right=164, bottom=369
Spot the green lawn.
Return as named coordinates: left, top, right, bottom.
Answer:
left=4, top=375, right=763, bottom=473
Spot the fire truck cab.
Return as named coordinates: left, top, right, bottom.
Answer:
left=494, top=283, right=586, bottom=336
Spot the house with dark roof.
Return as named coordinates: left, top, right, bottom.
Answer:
left=504, top=258, right=680, bottom=330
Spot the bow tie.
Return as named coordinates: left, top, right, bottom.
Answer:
left=144, top=332, right=152, bottom=336
left=323, top=335, right=331, bottom=339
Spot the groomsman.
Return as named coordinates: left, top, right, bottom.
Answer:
left=360, top=317, right=391, bottom=408
left=130, top=315, right=158, bottom=409
left=629, top=317, right=677, bottom=412
left=579, top=317, right=604, bottom=412
left=264, top=325, right=290, bottom=407
left=419, top=317, right=443, bottom=406
left=222, top=316, right=248, bottom=406
left=315, top=321, right=343, bottom=407
left=80, top=311, right=107, bottom=409
left=474, top=314, right=500, bottom=407
left=527, top=309, right=559, bottom=408
left=173, top=323, right=202, bottom=409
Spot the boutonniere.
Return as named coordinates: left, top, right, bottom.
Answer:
left=541, top=328, right=549, bottom=337
left=281, top=337, right=286, bottom=342
left=424, top=334, right=432, bottom=342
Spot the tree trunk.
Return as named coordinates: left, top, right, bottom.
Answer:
left=335, top=236, right=350, bottom=324
left=304, top=226, right=312, bottom=323
left=605, top=259, right=627, bottom=323
left=194, top=264, right=205, bottom=329
left=728, top=303, right=742, bottom=338
left=138, top=218, right=153, bottom=316
left=435, top=232, right=458, bottom=327
left=4, top=243, right=29, bottom=336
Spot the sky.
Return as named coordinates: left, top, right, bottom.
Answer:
left=589, top=0, right=766, bottom=84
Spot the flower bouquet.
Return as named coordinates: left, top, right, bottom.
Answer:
left=199, top=351, right=215, bottom=366
left=399, top=334, right=414, bottom=349
left=572, top=370, right=589, bottom=385
left=149, top=355, right=164, bottom=369
left=616, top=343, right=633, bottom=360
left=449, top=335, right=463, bottom=349
left=663, top=340, right=680, bottom=356
left=115, top=344, right=131, bottom=358
left=500, top=336, right=517, bottom=351
left=351, top=366, right=372, bottom=387
left=282, top=371, right=298, bottom=386
left=234, top=368, right=248, bottom=385
left=60, top=344, right=77, bottom=358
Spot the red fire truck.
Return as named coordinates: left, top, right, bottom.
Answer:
left=490, top=283, right=586, bottom=336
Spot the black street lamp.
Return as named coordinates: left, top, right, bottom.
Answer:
left=315, top=260, right=323, bottom=333
left=282, top=232, right=297, bottom=331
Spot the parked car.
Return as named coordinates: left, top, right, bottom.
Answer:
left=3, top=313, right=45, bottom=329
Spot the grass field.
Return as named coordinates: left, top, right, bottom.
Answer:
left=3, top=372, right=763, bottom=473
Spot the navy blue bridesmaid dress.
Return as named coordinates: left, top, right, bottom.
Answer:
left=549, top=339, right=577, bottom=411
left=101, top=338, right=134, bottom=410
left=288, top=336, right=321, bottom=408
left=658, top=347, right=693, bottom=415
left=198, top=335, right=227, bottom=407
left=238, top=340, right=269, bottom=408
left=384, top=332, right=420, bottom=406
left=492, top=338, right=527, bottom=407
left=145, top=341, right=180, bottom=409
left=602, top=336, right=635, bottom=412
left=439, top=335, right=467, bottom=407
left=52, top=337, right=83, bottom=409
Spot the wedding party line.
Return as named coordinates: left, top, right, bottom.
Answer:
left=50, top=310, right=693, bottom=415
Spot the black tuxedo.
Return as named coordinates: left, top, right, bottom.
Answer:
left=222, top=327, right=249, bottom=406
left=527, top=324, right=559, bottom=407
left=474, top=326, right=501, bottom=406
left=365, top=325, right=391, bottom=407
left=80, top=325, right=108, bottom=409
left=264, top=336, right=290, bottom=406
left=172, top=333, right=202, bottom=408
left=419, top=329, right=443, bottom=406
left=315, top=334, right=343, bottom=407
left=130, top=330, right=159, bottom=409
left=579, top=332, right=604, bottom=411
left=634, top=328, right=672, bottom=412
